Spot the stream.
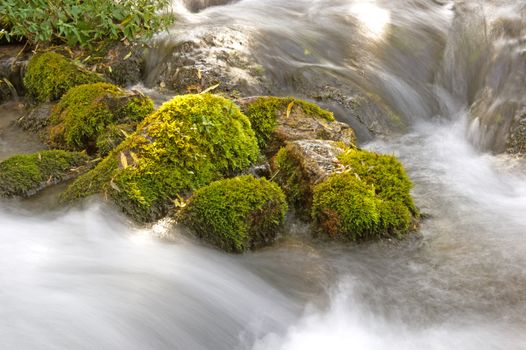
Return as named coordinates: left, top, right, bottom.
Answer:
left=1, top=0, right=526, bottom=349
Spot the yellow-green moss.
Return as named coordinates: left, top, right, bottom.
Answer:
left=181, top=175, right=288, bottom=253
left=96, top=124, right=135, bottom=157
left=311, top=149, right=417, bottom=240
left=24, top=52, right=102, bottom=102
left=47, top=82, right=154, bottom=153
left=0, top=150, right=88, bottom=197
left=62, top=93, right=260, bottom=222
left=312, top=172, right=380, bottom=239
left=273, top=146, right=310, bottom=213
left=244, top=96, right=335, bottom=149
left=338, top=149, right=418, bottom=215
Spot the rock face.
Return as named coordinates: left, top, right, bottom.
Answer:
left=0, top=150, right=90, bottom=198
left=238, top=96, right=356, bottom=155
left=181, top=175, right=287, bottom=253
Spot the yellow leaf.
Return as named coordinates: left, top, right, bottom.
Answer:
left=286, top=101, right=295, bottom=118
left=200, top=83, right=220, bottom=94
left=120, top=152, right=128, bottom=169
left=130, top=151, right=140, bottom=165
left=123, top=52, right=132, bottom=61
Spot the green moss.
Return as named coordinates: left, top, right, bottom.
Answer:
left=338, top=149, right=418, bottom=215
left=48, top=82, right=154, bottom=153
left=273, top=147, right=309, bottom=212
left=62, top=93, right=259, bottom=222
left=181, top=175, right=288, bottom=253
left=0, top=150, right=88, bottom=197
left=311, top=149, right=417, bottom=240
left=312, top=172, right=380, bottom=239
left=244, top=96, right=335, bottom=149
left=24, top=52, right=102, bottom=102
left=96, top=124, right=135, bottom=157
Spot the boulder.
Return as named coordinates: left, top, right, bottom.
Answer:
left=181, top=175, right=287, bottom=253
left=46, top=82, right=154, bottom=154
left=238, top=96, right=356, bottom=155
left=61, top=93, right=259, bottom=223
left=24, top=52, right=102, bottom=102
left=272, top=140, right=419, bottom=240
left=0, top=150, right=90, bottom=198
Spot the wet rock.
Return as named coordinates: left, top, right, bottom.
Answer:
left=506, top=109, right=526, bottom=155
left=182, top=0, right=238, bottom=13
left=16, top=103, right=54, bottom=132
left=100, top=42, right=146, bottom=86
left=144, top=27, right=266, bottom=96
left=0, top=44, right=29, bottom=102
left=238, top=96, right=356, bottom=156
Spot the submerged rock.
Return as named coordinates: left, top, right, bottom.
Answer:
left=46, top=82, right=154, bottom=154
left=0, top=150, right=89, bottom=198
left=61, top=93, right=259, bottom=223
left=272, top=140, right=418, bottom=240
left=16, top=103, right=54, bottom=132
left=238, top=96, right=356, bottom=155
left=24, top=52, right=102, bottom=103
left=181, top=175, right=287, bottom=253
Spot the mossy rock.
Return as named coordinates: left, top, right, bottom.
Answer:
left=239, top=96, right=355, bottom=155
left=181, top=175, right=288, bottom=253
left=24, top=52, right=102, bottom=102
left=311, top=149, right=418, bottom=240
left=96, top=124, right=136, bottom=157
left=47, top=82, right=154, bottom=154
left=272, top=140, right=347, bottom=218
left=62, top=93, right=259, bottom=223
left=272, top=140, right=418, bottom=240
left=0, top=150, right=89, bottom=198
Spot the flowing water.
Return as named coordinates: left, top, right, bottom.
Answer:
left=1, top=0, right=526, bottom=349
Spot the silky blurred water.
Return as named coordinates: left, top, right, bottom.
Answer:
left=1, top=0, right=526, bottom=349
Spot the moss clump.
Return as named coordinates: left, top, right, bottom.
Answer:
left=244, top=96, right=335, bottom=149
left=47, top=82, right=154, bottom=153
left=312, top=173, right=380, bottom=239
left=311, top=149, right=417, bottom=240
left=0, top=150, right=88, bottom=197
left=24, top=52, right=102, bottom=102
left=181, top=175, right=288, bottom=253
left=62, top=93, right=259, bottom=222
left=338, top=149, right=418, bottom=215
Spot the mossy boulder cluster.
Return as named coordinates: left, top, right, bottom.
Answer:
left=181, top=176, right=288, bottom=253
left=272, top=140, right=419, bottom=240
left=3, top=48, right=419, bottom=252
left=24, top=52, right=102, bottom=102
left=62, top=93, right=260, bottom=222
left=0, top=150, right=89, bottom=197
left=47, top=82, right=154, bottom=154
